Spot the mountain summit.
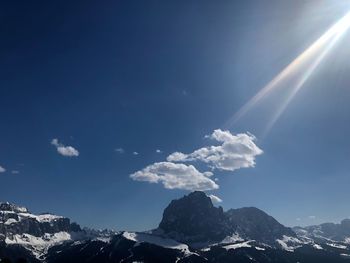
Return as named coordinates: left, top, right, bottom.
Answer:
left=158, top=191, right=295, bottom=246
left=159, top=191, right=229, bottom=243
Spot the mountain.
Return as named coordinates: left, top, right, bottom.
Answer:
left=158, top=191, right=296, bottom=247
left=0, top=202, right=81, bottom=238
left=158, top=191, right=230, bottom=243
left=1, top=193, right=350, bottom=262
left=295, top=219, right=350, bottom=244
left=0, top=202, right=112, bottom=262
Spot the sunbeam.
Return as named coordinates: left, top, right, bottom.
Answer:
left=225, top=11, right=350, bottom=133
left=262, top=31, right=346, bottom=137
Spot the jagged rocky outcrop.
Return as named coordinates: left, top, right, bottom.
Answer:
left=0, top=202, right=81, bottom=238
left=158, top=191, right=295, bottom=245
left=159, top=191, right=231, bottom=243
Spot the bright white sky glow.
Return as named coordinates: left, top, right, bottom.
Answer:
left=227, top=11, right=350, bottom=135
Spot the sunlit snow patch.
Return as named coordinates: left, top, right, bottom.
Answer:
left=223, top=240, right=252, bottom=250
left=276, top=235, right=303, bottom=252
left=5, top=232, right=73, bottom=259
left=326, top=243, right=347, bottom=249
left=122, top=232, right=191, bottom=254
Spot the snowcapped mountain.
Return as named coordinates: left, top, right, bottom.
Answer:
left=0, top=202, right=114, bottom=261
left=294, top=219, right=350, bottom=243
left=294, top=219, right=350, bottom=255
left=1, top=193, right=350, bottom=262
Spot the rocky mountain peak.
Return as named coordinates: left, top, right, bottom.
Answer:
left=158, top=191, right=228, bottom=243
left=0, top=202, right=28, bottom=213
left=158, top=191, right=296, bottom=245
left=175, top=191, right=215, bottom=210
left=0, top=202, right=82, bottom=239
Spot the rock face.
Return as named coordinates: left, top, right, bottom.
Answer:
left=226, top=207, right=296, bottom=243
left=0, top=202, right=81, bottom=238
left=158, top=191, right=295, bottom=245
left=0, top=203, right=28, bottom=213
left=159, top=191, right=230, bottom=243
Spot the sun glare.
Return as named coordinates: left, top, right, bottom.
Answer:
left=226, top=11, right=350, bottom=134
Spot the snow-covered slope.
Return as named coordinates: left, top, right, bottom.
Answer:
left=122, top=231, right=192, bottom=255
left=0, top=202, right=95, bottom=260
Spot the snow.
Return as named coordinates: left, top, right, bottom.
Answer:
left=221, top=240, right=266, bottom=251
left=18, top=212, right=63, bottom=222
left=5, top=232, right=72, bottom=259
left=255, top=246, right=266, bottom=251
left=313, top=244, right=323, bottom=250
left=122, top=231, right=137, bottom=241
left=16, top=206, right=28, bottom=213
left=122, top=232, right=191, bottom=254
left=4, top=218, right=18, bottom=225
left=0, top=211, right=16, bottom=215
left=326, top=243, right=347, bottom=249
left=223, top=241, right=252, bottom=250
left=345, top=237, right=350, bottom=244
left=37, top=214, right=64, bottom=222
left=276, top=235, right=303, bottom=252
left=96, top=237, right=112, bottom=243
left=192, top=233, right=244, bottom=250
left=220, top=233, right=243, bottom=244
left=0, top=203, right=28, bottom=213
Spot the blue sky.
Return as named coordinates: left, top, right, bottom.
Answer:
left=1, top=0, right=350, bottom=231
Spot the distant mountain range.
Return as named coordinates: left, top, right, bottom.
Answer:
left=1, top=191, right=350, bottom=262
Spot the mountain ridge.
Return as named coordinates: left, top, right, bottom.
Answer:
left=1, top=193, right=350, bottom=262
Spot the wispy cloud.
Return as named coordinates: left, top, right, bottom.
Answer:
left=167, top=129, right=263, bottom=172
left=115, top=148, right=125, bottom=154
left=11, top=170, right=20, bottom=174
left=51, top=138, right=79, bottom=157
left=0, top=165, right=5, bottom=173
left=308, top=215, right=316, bottom=220
left=133, top=151, right=139, bottom=155
left=208, top=194, right=223, bottom=203
left=130, top=162, right=218, bottom=191
left=156, top=149, right=162, bottom=153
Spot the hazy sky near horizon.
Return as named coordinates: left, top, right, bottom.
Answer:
left=1, top=0, right=350, bottom=231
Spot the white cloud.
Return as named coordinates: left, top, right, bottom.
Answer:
left=115, top=148, right=125, bottom=154
left=11, top=170, right=19, bottom=174
left=167, top=152, right=187, bottom=162
left=308, top=215, right=316, bottom=220
left=208, top=194, right=223, bottom=203
left=156, top=149, right=162, bottom=153
left=133, top=151, right=139, bottom=155
left=0, top=165, right=5, bottom=173
left=167, top=129, right=263, bottom=172
left=51, top=138, right=79, bottom=157
left=130, top=162, right=219, bottom=191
